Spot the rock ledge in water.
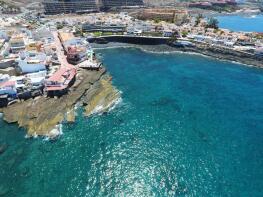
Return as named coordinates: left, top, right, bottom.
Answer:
left=84, top=76, right=121, bottom=116
left=0, top=68, right=117, bottom=138
left=0, top=144, right=8, bottom=155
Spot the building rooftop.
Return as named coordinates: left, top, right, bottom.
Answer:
left=47, top=67, right=76, bottom=83
left=58, top=32, right=75, bottom=43
left=46, top=66, right=76, bottom=91
left=0, top=80, right=16, bottom=88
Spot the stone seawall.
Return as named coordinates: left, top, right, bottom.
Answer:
left=88, top=35, right=169, bottom=45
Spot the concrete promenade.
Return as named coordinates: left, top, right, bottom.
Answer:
left=52, top=31, right=74, bottom=69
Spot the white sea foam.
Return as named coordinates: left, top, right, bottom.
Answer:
left=24, top=132, right=38, bottom=139
left=91, top=105, right=104, bottom=115
left=23, top=123, right=63, bottom=140
left=93, top=45, right=135, bottom=50
left=100, top=44, right=256, bottom=68
left=108, top=96, right=123, bottom=112
left=136, top=47, right=253, bottom=67
left=24, top=134, right=30, bottom=139
left=74, top=101, right=81, bottom=109
left=44, top=124, right=63, bottom=141
left=90, top=95, right=123, bottom=116
left=94, top=43, right=257, bottom=68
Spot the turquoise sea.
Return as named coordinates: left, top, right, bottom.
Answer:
left=1, top=48, right=263, bottom=196
left=217, top=14, right=263, bottom=32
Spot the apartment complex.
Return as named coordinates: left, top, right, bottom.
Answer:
left=101, top=0, right=144, bottom=9
left=43, top=0, right=144, bottom=14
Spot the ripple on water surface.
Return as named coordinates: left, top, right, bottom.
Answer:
left=0, top=48, right=263, bottom=197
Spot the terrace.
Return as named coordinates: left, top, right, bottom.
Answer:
left=46, top=67, right=76, bottom=92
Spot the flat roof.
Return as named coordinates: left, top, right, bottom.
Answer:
left=47, top=67, right=76, bottom=83
left=58, top=32, right=75, bottom=43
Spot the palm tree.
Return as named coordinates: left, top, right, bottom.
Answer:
left=206, top=17, right=219, bottom=29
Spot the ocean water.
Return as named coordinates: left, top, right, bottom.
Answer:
left=1, top=48, right=263, bottom=196
left=217, top=14, right=263, bottom=32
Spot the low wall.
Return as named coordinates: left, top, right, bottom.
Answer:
left=88, top=35, right=169, bottom=45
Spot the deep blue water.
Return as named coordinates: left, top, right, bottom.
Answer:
left=217, top=14, right=263, bottom=32
left=1, top=48, right=263, bottom=196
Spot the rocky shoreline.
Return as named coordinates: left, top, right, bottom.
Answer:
left=0, top=41, right=261, bottom=139
left=92, top=42, right=263, bottom=68
left=0, top=67, right=121, bottom=139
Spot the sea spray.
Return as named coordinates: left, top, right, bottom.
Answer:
left=86, top=92, right=122, bottom=116
left=84, top=78, right=121, bottom=117
left=45, top=124, right=63, bottom=140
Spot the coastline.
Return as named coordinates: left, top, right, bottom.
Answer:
left=0, top=12, right=262, bottom=138
left=91, top=42, right=263, bottom=68
left=1, top=39, right=259, bottom=139
left=0, top=67, right=121, bottom=139
left=205, top=10, right=263, bottom=18
left=1, top=7, right=263, bottom=196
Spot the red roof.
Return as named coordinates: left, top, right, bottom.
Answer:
left=47, top=67, right=75, bottom=82
left=46, top=66, right=76, bottom=91
left=46, top=85, right=67, bottom=91
left=0, top=80, right=16, bottom=88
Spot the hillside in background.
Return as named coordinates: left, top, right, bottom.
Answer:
left=1, top=0, right=262, bottom=10
left=0, top=0, right=210, bottom=7
left=1, top=0, right=41, bottom=6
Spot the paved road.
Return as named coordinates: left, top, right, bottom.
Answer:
left=52, top=31, right=74, bottom=69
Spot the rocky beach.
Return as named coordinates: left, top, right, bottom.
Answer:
left=91, top=42, right=263, bottom=68
left=0, top=67, right=120, bottom=138
left=0, top=38, right=261, bottom=139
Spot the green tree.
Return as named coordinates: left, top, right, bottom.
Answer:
left=195, top=14, right=203, bottom=26
left=167, top=32, right=178, bottom=45
left=181, top=31, right=188, bottom=38
left=206, top=17, right=219, bottom=29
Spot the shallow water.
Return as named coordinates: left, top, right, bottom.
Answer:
left=217, top=14, right=263, bottom=32
left=0, top=48, right=263, bottom=196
